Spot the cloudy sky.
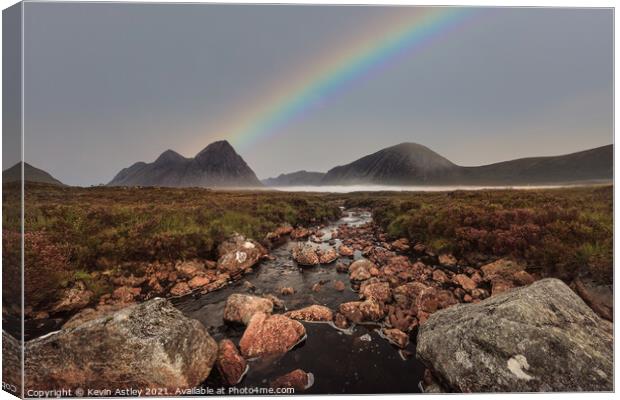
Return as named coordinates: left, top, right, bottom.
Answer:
left=6, top=3, right=613, bottom=185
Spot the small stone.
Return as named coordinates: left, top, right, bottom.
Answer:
left=285, top=305, right=333, bottom=322
left=270, top=369, right=313, bottom=391
left=280, top=287, right=295, bottom=296
left=216, top=339, right=248, bottom=386
left=382, top=328, right=409, bottom=349
left=333, top=280, right=346, bottom=292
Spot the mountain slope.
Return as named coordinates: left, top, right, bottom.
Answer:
left=3, top=162, right=64, bottom=185
left=263, top=170, right=326, bottom=186
left=322, top=143, right=460, bottom=185
left=321, top=143, right=613, bottom=186
left=108, top=141, right=262, bottom=188
left=460, top=145, right=613, bottom=185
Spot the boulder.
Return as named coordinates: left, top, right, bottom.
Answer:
left=416, top=279, right=613, bottom=392
left=291, top=244, right=320, bottom=266
left=359, top=281, right=392, bottom=303
left=285, top=305, right=333, bottom=322
left=338, top=245, right=354, bottom=257
left=217, top=236, right=266, bottom=275
left=348, top=259, right=375, bottom=282
left=223, top=294, right=273, bottom=325
left=270, top=369, right=313, bottom=391
left=188, top=275, right=211, bottom=289
left=339, top=298, right=384, bottom=324
left=62, top=304, right=127, bottom=330
left=432, top=269, right=449, bottom=284
left=239, top=313, right=306, bottom=358
left=25, top=299, right=218, bottom=391
left=2, top=331, right=21, bottom=394
left=216, top=339, right=248, bottom=386
left=333, top=280, right=346, bottom=292
left=318, top=247, right=338, bottom=264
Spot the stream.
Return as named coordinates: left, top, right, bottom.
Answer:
left=173, top=210, right=426, bottom=394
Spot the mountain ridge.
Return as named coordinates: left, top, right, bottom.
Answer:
left=3, top=162, right=64, bottom=185
left=320, top=143, right=613, bottom=186
left=108, top=140, right=262, bottom=188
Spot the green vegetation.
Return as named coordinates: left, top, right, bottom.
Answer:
left=344, top=186, right=613, bottom=284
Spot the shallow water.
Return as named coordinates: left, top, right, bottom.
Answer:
left=173, top=210, right=425, bottom=394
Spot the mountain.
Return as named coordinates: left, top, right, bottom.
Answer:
left=3, top=162, right=64, bottom=185
left=108, top=140, right=262, bottom=188
left=263, top=170, right=326, bottom=186
left=321, top=143, right=460, bottom=185
left=321, top=143, right=613, bottom=186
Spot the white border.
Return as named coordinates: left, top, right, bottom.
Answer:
left=0, top=2, right=616, bottom=400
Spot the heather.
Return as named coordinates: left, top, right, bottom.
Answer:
left=344, top=185, right=612, bottom=284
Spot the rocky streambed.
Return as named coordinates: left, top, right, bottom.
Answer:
left=173, top=210, right=426, bottom=394
left=14, top=208, right=613, bottom=394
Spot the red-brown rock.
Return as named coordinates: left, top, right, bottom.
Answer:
left=285, top=305, right=333, bottom=322
left=216, top=339, right=247, bottom=385
left=239, top=313, right=306, bottom=358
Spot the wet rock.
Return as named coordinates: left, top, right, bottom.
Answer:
left=239, top=313, right=306, bottom=358
left=333, top=280, right=346, bottom=292
left=348, top=259, right=375, bottom=282
left=223, top=294, right=273, bottom=325
left=311, top=282, right=322, bottom=292
left=263, top=294, right=285, bottom=310
left=333, top=313, right=350, bottom=329
left=216, top=339, right=247, bottom=386
left=391, top=238, right=410, bottom=252
left=25, top=299, right=218, bottom=392
left=285, top=305, right=333, bottom=322
left=573, top=278, right=613, bottom=321
left=382, top=328, right=409, bottom=349
left=338, top=245, right=354, bottom=257
left=170, top=281, right=191, bottom=296
left=280, top=287, right=295, bottom=296
left=336, top=261, right=349, bottom=273
left=217, top=237, right=266, bottom=276
left=453, top=274, right=476, bottom=291
left=359, top=281, right=392, bottom=303
left=438, top=253, right=457, bottom=268
left=417, top=278, right=613, bottom=392
left=387, top=306, right=417, bottom=332
left=51, top=282, right=93, bottom=313
left=318, top=247, right=338, bottom=264
left=339, top=298, right=384, bottom=324
left=291, top=243, right=320, bottom=266
left=270, top=369, right=313, bottom=391
left=364, top=246, right=396, bottom=266
left=393, top=281, right=428, bottom=309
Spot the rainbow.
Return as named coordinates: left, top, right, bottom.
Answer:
left=215, top=7, right=476, bottom=149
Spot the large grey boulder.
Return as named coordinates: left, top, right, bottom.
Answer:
left=417, top=278, right=613, bottom=392
left=25, top=298, right=218, bottom=392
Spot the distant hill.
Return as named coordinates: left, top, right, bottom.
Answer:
left=263, top=170, right=326, bottom=186
left=321, top=143, right=613, bottom=186
left=321, top=143, right=460, bottom=185
left=108, top=140, right=262, bottom=188
left=3, top=162, right=64, bottom=185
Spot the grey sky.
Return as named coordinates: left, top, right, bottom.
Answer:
left=10, top=3, right=613, bottom=185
